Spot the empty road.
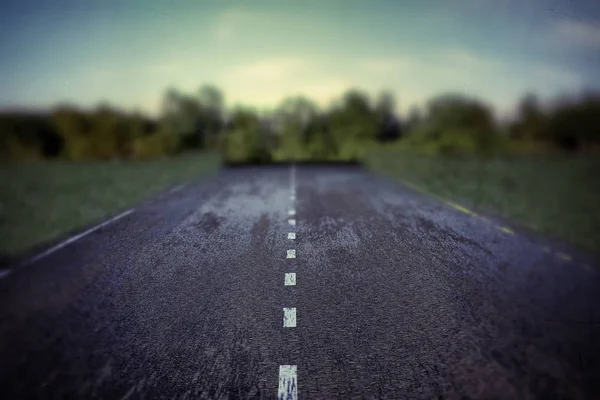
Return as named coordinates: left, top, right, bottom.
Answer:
left=1, top=165, right=598, bottom=399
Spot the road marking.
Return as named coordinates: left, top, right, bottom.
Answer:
left=278, top=365, right=297, bottom=400
left=446, top=201, right=478, bottom=217
left=286, top=249, right=296, bottom=259
left=399, top=179, right=536, bottom=240
left=288, top=232, right=296, bottom=240
left=283, top=307, right=297, bottom=327
left=0, top=269, right=11, bottom=279
left=168, top=183, right=185, bottom=195
left=288, top=209, right=296, bottom=216
left=290, top=195, right=296, bottom=201
left=21, top=209, right=135, bottom=266
left=497, top=226, right=514, bottom=235
left=284, top=273, right=296, bottom=286
left=288, top=219, right=296, bottom=226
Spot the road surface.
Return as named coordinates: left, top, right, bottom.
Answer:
left=1, top=165, right=599, bottom=399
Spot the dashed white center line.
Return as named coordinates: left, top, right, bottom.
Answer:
left=283, top=307, right=297, bottom=327
left=278, top=365, right=298, bottom=400
left=284, top=273, right=296, bottom=286
left=279, top=164, right=299, bottom=397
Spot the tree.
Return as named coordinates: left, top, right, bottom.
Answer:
left=159, top=85, right=226, bottom=151
left=0, top=112, right=63, bottom=160
left=545, top=91, right=600, bottom=152
left=221, top=107, right=271, bottom=163
left=196, top=85, right=225, bottom=148
left=272, top=96, right=319, bottom=160
left=407, top=94, right=499, bottom=155
left=276, top=96, right=318, bottom=130
left=426, top=94, right=495, bottom=133
left=512, top=93, right=545, bottom=140
left=330, top=89, right=377, bottom=140
left=51, top=106, right=94, bottom=160
left=374, top=91, right=402, bottom=142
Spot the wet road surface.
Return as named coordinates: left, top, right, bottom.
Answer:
left=1, top=165, right=599, bottom=399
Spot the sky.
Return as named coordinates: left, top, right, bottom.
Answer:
left=1, top=0, right=599, bottom=119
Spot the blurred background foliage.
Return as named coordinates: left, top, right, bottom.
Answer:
left=2, top=85, right=599, bottom=163
left=2, top=85, right=600, bottom=253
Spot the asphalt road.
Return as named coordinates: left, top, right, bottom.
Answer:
left=1, top=165, right=599, bottom=399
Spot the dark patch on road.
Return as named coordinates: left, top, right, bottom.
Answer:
left=197, top=212, right=223, bottom=234
left=251, top=214, right=269, bottom=247
left=416, top=215, right=494, bottom=257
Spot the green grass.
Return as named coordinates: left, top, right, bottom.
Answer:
left=0, top=152, right=220, bottom=256
left=366, top=148, right=600, bottom=253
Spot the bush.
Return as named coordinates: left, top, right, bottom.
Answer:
left=545, top=94, right=600, bottom=152
left=0, top=113, right=63, bottom=160
left=132, top=131, right=179, bottom=160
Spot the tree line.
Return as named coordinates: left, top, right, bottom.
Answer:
left=1, top=84, right=599, bottom=161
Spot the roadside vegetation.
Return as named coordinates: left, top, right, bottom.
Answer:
left=1, top=83, right=599, bottom=253
left=366, top=151, right=600, bottom=253
left=0, top=153, right=219, bottom=257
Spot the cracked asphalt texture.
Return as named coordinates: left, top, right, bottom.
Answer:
left=0, top=165, right=599, bottom=399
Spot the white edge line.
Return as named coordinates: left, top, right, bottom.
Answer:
left=278, top=365, right=298, bottom=400
left=21, top=209, right=135, bottom=267
left=168, top=183, right=185, bottom=195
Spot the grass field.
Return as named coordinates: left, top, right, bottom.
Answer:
left=366, top=149, right=600, bottom=253
left=0, top=152, right=220, bottom=257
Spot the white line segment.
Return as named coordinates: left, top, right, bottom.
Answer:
left=286, top=249, right=296, bottom=259
left=288, top=209, right=296, bottom=216
left=21, top=209, right=135, bottom=266
left=283, top=307, right=297, bottom=327
left=288, top=219, right=296, bottom=226
left=287, top=232, right=296, bottom=240
left=168, top=183, right=185, bottom=194
left=278, top=365, right=298, bottom=400
left=284, top=273, right=296, bottom=286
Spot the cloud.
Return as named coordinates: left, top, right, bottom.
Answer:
left=530, top=64, right=582, bottom=88
left=439, top=48, right=498, bottom=71
left=212, top=8, right=248, bottom=41
left=555, top=18, right=600, bottom=47
left=296, top=79, right=351, bottom=105
left=358, top=58, right=415, bottom=74
left=215, top=22, right=235, bottom=41
left=216, top=56, right=351, bottom=108
left=358, top=48, right=497, bottom=78
left=352, top=47, right=583, bottom=117
left=146, top=63, right=182, bottom=75
left=224, top=57, right=308, bottom=82
left=211, top=7, right=285, bottom=42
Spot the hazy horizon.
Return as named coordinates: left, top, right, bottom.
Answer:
left=1, top=0, right=599, bottom=119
